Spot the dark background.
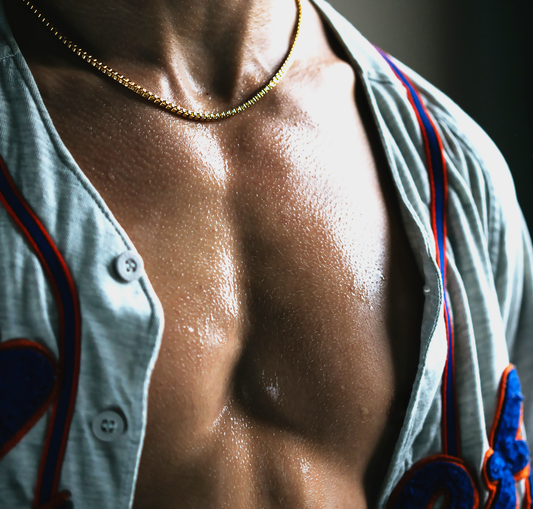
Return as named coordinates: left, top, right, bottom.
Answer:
left=328, top=0, right=533, bottom=232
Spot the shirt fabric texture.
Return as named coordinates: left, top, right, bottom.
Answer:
left=0, top=0, right=532, bottom=506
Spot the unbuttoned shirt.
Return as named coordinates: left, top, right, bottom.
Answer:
left=1, top=0, right=532, bottom=507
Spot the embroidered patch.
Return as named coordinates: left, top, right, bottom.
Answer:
left=0, top=339, right=57, bottom=458
left=483, top=365, right=531, bottom=508
left=387, top=455, right=479, bottom=508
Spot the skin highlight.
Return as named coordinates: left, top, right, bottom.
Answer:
left=4, top=0, right=424, bottom=506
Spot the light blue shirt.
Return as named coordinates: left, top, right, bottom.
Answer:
left=1, top=0, right=532, bottom=506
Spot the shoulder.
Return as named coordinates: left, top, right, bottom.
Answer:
left=398, top=59, right=521, bottom=232
left=312, top=0, right=519, bottom=222
left=392, top=58, right=528, bottom=319
left=314, top=0, right=523, bottom=275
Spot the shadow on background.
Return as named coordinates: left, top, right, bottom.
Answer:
left=327, top=0, right=533, bottom=231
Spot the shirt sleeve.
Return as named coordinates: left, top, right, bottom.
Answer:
left=457, top=108, right=533, bottom=447
left=407, top=61, right=533, bottom=448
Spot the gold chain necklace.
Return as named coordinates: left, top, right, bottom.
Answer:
left=22, top=0, right=302, bottom=121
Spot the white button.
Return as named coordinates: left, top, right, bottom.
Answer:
left=115, top=250, right=144, bottom=282
left=423, top=285, right=431, bottom=294
left=92, top=410, right=126, bottom=442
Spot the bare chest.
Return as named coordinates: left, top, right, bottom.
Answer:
left=43, top=78, right=423, bottom=506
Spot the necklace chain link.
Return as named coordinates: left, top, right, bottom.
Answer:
left=22, top=0, right=302, bottom=121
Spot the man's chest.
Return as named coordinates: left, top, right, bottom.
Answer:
left=39, top=75, right=424, bottom=504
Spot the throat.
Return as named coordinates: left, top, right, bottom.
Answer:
left=6, top=0, right=302, bottom=112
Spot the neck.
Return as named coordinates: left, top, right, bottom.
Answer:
left=5, top=0, right=302, bottom=108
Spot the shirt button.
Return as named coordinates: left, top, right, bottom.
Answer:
left=423, top=285, right=431, bottom=294
left=115, top=250, right=144, bottom=282
left=92, top=410, right=126, bottom=442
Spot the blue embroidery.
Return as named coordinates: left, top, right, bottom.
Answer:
left=484, top=367, right=531, bottom=508
left=389, top=366, right=533, bottom=508
left=389, top=457, right=478, bottom=508
left=0, top=342, right=56, bottom=456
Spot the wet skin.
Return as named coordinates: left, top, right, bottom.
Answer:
left=6, top=0, right=424, bottom=506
